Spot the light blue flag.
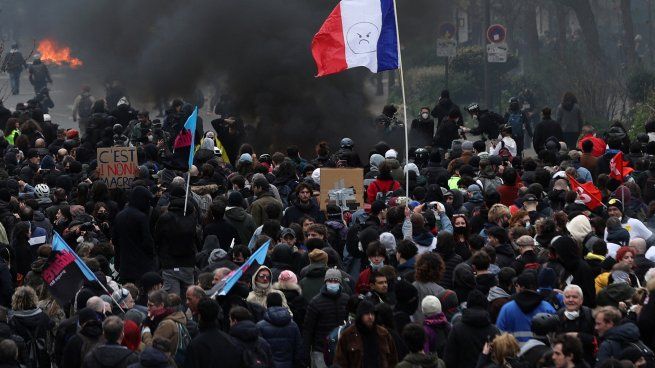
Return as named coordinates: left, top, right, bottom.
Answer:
left=215, top=240, right=271, bottom=296
left=52, top=232, right=96, bottom=282
left=184, top=107, right=198, bottom=169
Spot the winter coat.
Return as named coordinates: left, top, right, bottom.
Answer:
left=431, top=98, right=460, bottom=124
left=249, top=190, right=283, bottom=227
left=496, top=290, right=556, bottom=344
left=257, top=306, right=303, bottom=368
left=229, top=320, right=274, bottom=367
left=532, top=119, right=563, bottom=152
left=552, top=237, right=597, bottom=308
left=184, top=322, right=242, bottom=368
left=412, top=282, right=445, bottom=324
left=487, top=286, right=512, bottom=323
left=202, top=219, right=240, bottom=251
left=366, top=178, right=401, bottom=204
left=494, top=243, right=515, bottom=269
left=152, top=311, right=187, bottom=356
left=127, top=346, right=174, bottom=368
left=437, top=251, right=463, bottom=290
left=334, top=324, right=398, bottom=368
left=247, top=266, right=289, bottom=309
left=82, top=343, right=139, bottom=368
left=8, top=308, right=53, bottom=368
left=155, top=197, right=199, bottom=269
left=596, top=283, right=635, bottom=308
left=396, top=352, right=445, bottom=368
left=112, top=186, right=155, bottom=282
left=282, top=198, right=325, bottom=227
left=423, top=313, right=450, bottom=357
left=61, top=321, right=103, bottom=368
left=444, top=307, right=500, bottom=368
left=0, top=258, right=12, bottom=308
left=299, top=263, right=328, bottom=302
left=556, top=103, right=583, bottom=133
left=224, top=206, right=256, bottom=246
left=597, top=322, right=642, bottom=364
left=303, top=285, right=349, bottom=352
left=274, top=283, right=307, bottom=330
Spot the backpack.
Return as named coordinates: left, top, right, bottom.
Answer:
left=507, top=112, right=525, bottom=137
left=30, top=64, right=48, bottom=83
left=241, top=342, right=269, bottom=368
left=323, top=321, right=351, bottom=366
left=15, top=320, right=50, bottom=368
left=622, top=340, right=655, bottom=367
left=497, top=141, right=513, bottom=160
left=373, top=180, right=396, bottom=203
left=77, top=94, right=93, bottom=119
left=173, top=322, right=191, bottom=367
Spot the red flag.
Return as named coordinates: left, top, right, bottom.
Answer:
left=609, top=151, right=634, bottom=182
left=567, top=174, right=603, bottom=210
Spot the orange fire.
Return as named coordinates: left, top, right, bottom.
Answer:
left=37, top=39, right=83, bottom=69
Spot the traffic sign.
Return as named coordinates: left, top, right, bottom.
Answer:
left=437, top=39, right=457, bottom=57
left=439, top=23, right=456, bottom=40
left=487, top=42, right=508, bottom=63
left=486, top=24, right=507, bottom=43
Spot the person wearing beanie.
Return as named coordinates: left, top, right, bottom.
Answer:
left=421, top=295, right=450, bottom=357
left=247, top=265, right=289, bottom=309
left=496, top=271, right=556, bottom=344
left=551, top=236, right=596, bottom=308
left=303, top=266, right=349, bottom=367
left=60, top=307, right=103, bottom=368
left=299, top=249, right=329, bottom=302
left=436, top=289, right=460, bottom=323
left=443, top=289, right=499, bottom=368
left=224, top=191, right=257, bottom=247
left=605, top=197, right=654, bottom=246
left=334, top=300, right=398, bottom=368
left=536, top=267, right=565, bottom=310
left=274, top=270, right=307, bottom=329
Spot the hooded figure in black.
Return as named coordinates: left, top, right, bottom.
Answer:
left=551, top=236, right=596, bottom=308
left=431, top=90, right=461, bottom=125
left=111, top=186, right=155, bottom=283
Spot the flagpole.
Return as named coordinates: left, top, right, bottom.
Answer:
left=392, top=0, right=409, bottom=197
left=184, top=170, right=191, bottom=216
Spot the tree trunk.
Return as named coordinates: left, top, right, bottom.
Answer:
left=559, top=0, right=604, bottom=62
left=555, top=5, right=568, bottom=59
left=620, top=0, right=637, bottom=67
left=521, top=1, right=540, bottom=72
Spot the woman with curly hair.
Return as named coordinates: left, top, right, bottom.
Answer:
left=8, top=286, right=54, bottom=368
left=476, top=333, right=522, bottom=368
left=412, top=252, right=445, bottom=324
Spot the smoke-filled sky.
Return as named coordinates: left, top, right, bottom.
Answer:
left=6, top=0, right=442, bottom=150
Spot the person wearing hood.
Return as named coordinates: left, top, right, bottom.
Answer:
left=555, top=92, right=583, bottom=149
left=434, top=110, right=462, bottom=151
left=396, top=323, right=444, bottom=368
left=488, top=267, right=516, bottom=323
left=256, top=293, right=302, bottom=368
left=595, top=306, right=644, bottom=364
left=365, top=154, right=385, bottom=184
left=496, top=271, right=556, bottom=345
left=431, top=90, right=461, bottom=124
left=302, top=268, right=349, bottom=367
left=248, top=175, right=283, bottom=227
left=247, top=265, right=289, bottom=309
left=112, top=185, right=155, bottom=283
left=443, top=289, right=499, bottom=368
left=154, top=186, right=199, bottom=301
left=82, top=316, right=138, bottom=368
left=394, top=279, right=419, bottom=334
left=203, top=201, right=240, bottom=251
left=8, top=287, right=53, bottom=368
left=224, top=191, right=256, bottom=246
left=61, top=308, right=103, bottom=368
left=334, top=300, right=398, bottom=368
left=421, top=296, right=450, bottom=357
left=28, top=55, right=52, bottom=95
left=551, top=236, right=597, bottom=308
left=282, top=183, right=324, bottom=227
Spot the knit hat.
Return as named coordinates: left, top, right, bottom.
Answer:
left=566, top=215, right=592, bottom=245
left=607, top=198, right=624, bottom=211
left=309, top=249, right=328, bottom=264
left=394, top=279, right=419, bottom=313
left=226, top=191, right=243, bottom=207
left=65, top=129, right=79, bottom=139
left=209, top=248, right=228, bottom=263
left=369, top=154, right=385, bottom=169
left=238, top=153, right=253, bottom=163
left=421, top=295, right=442, bottom=317
left=404, top=163, right=419, bottom=176
left=324, top=268, right=342, bottom=282
left=278, top=270, right=298, bottom=286
left=537, top=267, right=557, bottom=289
left=311, top=168, right=321, bottom=185
left=379, top=232, right=396, bottom=255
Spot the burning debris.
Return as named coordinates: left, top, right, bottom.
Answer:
left=37, top=39, right=83, bottom=68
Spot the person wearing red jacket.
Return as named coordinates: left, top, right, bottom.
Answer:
left=577, top=125, right=606, bottom=158
left=366, top=161, right=401, bottom=203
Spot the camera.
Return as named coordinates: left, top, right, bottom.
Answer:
left=80, top=222, right=96, bottom=231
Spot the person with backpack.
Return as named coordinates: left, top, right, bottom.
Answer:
left=256, top=293, right=302, bottom=368
left=7, top=286, right=53, bottom=368
left=595, top=306, right=654, bottom=365
left=366, top=161, right=400, bottom=204
left=229, top=306, right=274, bottom=368
left=27, top=55, right=52, bottom=95
left=489, top=125, right=517, bottom=160
left=143, top=290, right=190, bottom=366
left=1, top=44, right=27, bottom=95
left=61, top=308, right=103, bottom=368
left=82, top=316, right=139, bottom=368
left=505, top=97, right=532, bottom=157
left=72, top=86, right=95, bottom=136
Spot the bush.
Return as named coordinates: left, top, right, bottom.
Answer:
left=627, top=69, right=655, bottom=102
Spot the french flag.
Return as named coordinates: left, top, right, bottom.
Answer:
left=312, top=0, right=399, bottom=77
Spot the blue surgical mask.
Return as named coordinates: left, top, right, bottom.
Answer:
left=326, top=283, right=340, bottom=294
left=370, top=261, right=384, bottom=270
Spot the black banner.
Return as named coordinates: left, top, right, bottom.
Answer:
left=42, top=249, right=84, bottom=305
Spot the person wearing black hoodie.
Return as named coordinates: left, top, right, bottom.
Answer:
left=224, top=191, right=256, bottom=247
left=112, top=185, right=155, bottom=284
left=185, top=298, right=241, bottom=368
left=431, top=89, right=461, bottom=125
left=550, top=236, right=596, bottom=308
left=256, top=293, right=303, bottom=368
left=82, top=316, right=138, bottom=368
left=61, top=308, right=103, bottom=368
left=229, top=306, right=274, bottom=367
left=203, top=201, right=240, bottom=251
left=444, top=290, right=500, bottom=368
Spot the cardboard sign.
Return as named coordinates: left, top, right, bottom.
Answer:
left=319, top=168, right=364, bottom=211
left=97, top=147, right=138, bottom=188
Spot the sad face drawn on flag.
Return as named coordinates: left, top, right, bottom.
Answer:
left=347, top=22, right=380, bottom=54
left=575, top=186, right=592, bottom=205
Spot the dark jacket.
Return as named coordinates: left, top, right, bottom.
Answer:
left=281, top=198, right=325, bottom=227
left=112, top=186, right=155, bottom=282
left=184, top=322, right=242, bottom=368
left=249, top=190, right=283, bottom=227
left=127, top=347, right=173, bottom=368
left=229, top=320, right=274, bottom=367
left=443, top=307, right=499, bottom=368
left=61, top=321, right=103, bottom=368
left=224, top=207, right=256, bottom=247
left=0, top=258, right=12, bottom=307
left=203, top=219, right=241, bottom=251
left=155, top=197, right=199, bottom=269
left=437, top=250, right=463, bottom=290
left=274, top=283, right=307, bottom=330
left=396, top=352, right=444, bottom=368
left=494, top=243, right=515, bottom=269
left=434, top=119, right=460, bottom=150
left=303, top=285, right=349, bottom=353
left=552, top=237, right=596, bottom=308
left=334, top=323, right=397, bottom=368
left=597, top=322, right=642, bottom=364
left=532, top=119, right=563, bottom=152
left=82, top=343, right=139, bottom=368
left=299, top=263, right=328, bottom=303
left=256, top=306, right=303, bottom=368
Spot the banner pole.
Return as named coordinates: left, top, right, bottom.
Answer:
left=184, top=170, right=191, bottom=216
left=391, top=0, right=409, bottom=197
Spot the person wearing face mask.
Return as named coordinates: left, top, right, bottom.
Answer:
left=557, top=284, right=596, bottom=366
left=410, top=107, right=435, bottom=147
left=452, top=214, right=473, bottom=260
left=355, top=242, right=388, bottom=295
left=303, top=268, right=349, bottom=368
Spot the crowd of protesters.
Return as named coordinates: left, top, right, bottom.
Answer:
left=0, top=84, right=653, bottom=368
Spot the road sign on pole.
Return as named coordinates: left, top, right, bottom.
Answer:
left=437, top=39, right=457, bottom=57
left=486, top=42, right=508, bottom=63
left=439, top=23, right=457, bottom=40
left=486, top=24, right=507, bottom=43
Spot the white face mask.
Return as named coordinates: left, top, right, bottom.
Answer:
left=421, top=113, right=429, bottom=119
left=564, top=310, right=580, bottom=320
